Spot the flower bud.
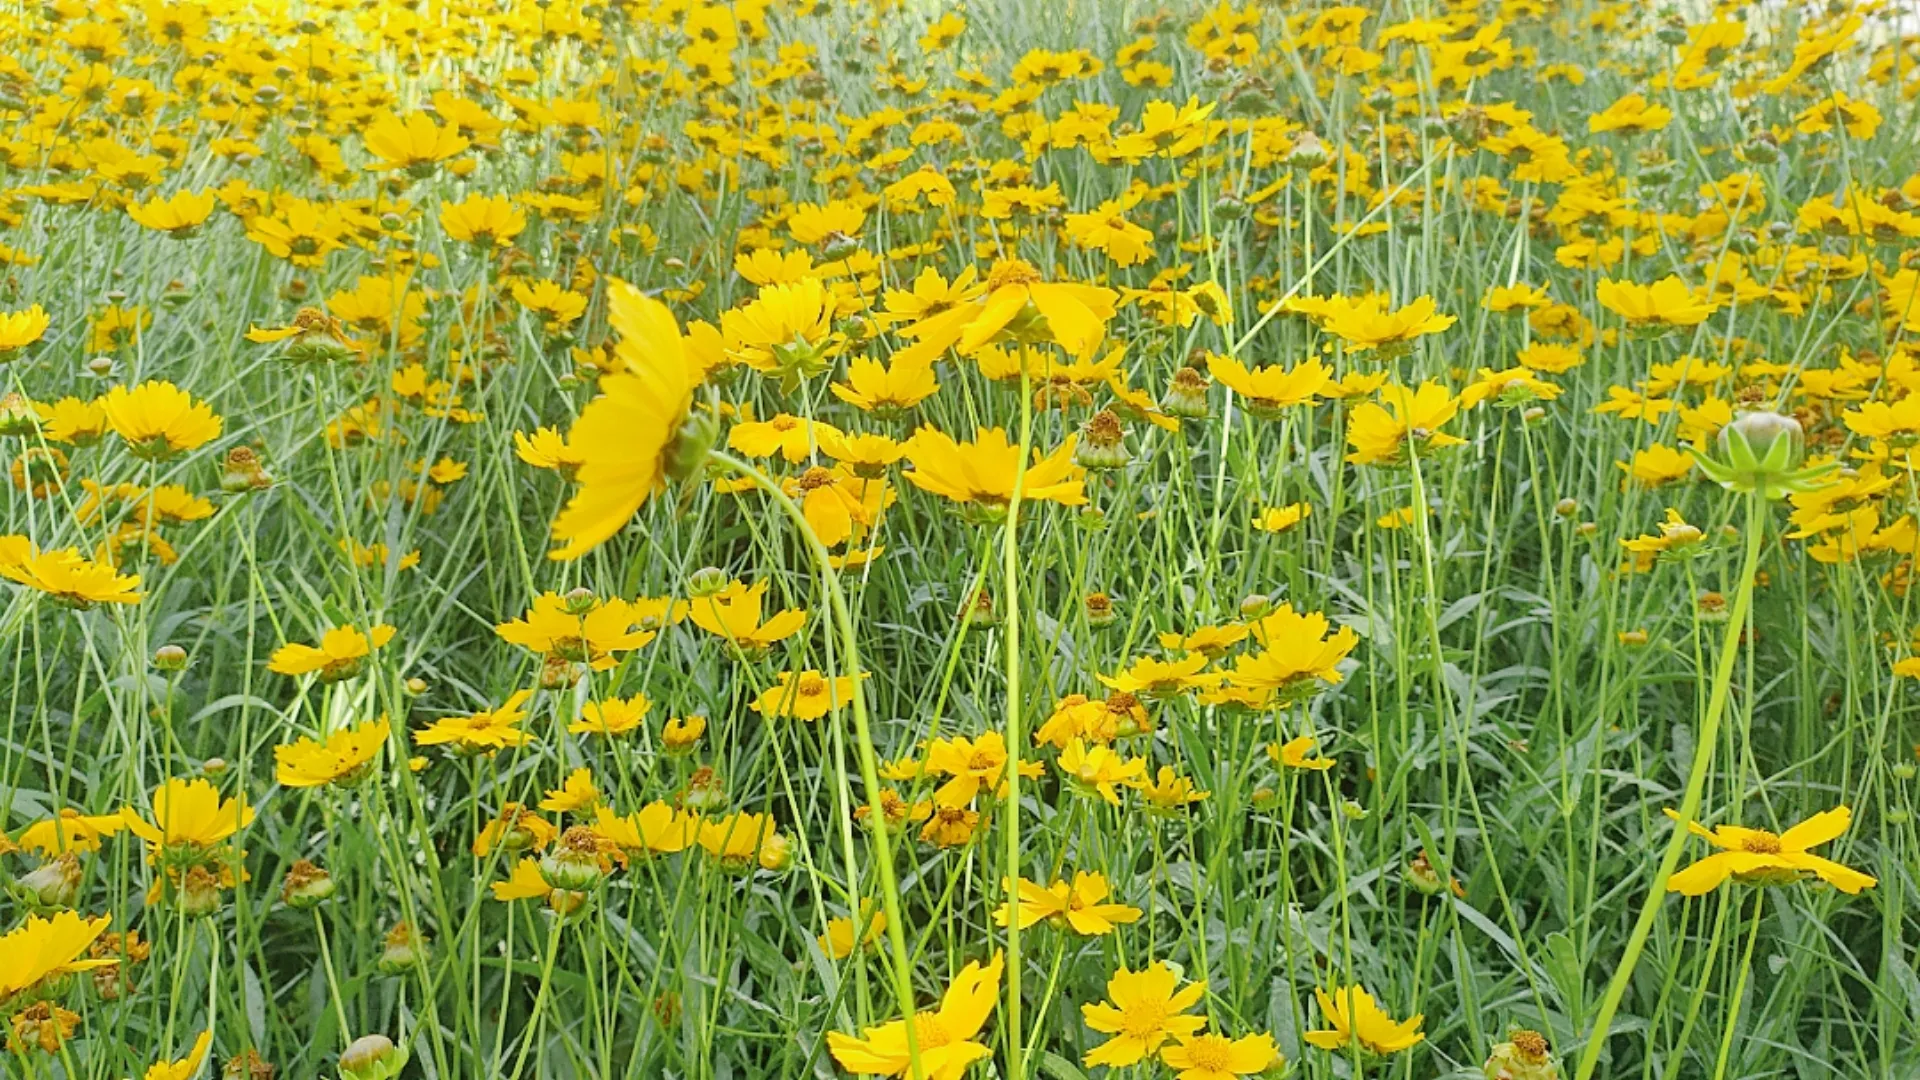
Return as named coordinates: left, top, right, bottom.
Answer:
left=281, top=859, right=336, bottom=909
left=1485, top=1029, right=1562, bottom=1080
left=1083, top=592, right=1118, bottom=629
left=662, top=714, right=706, bottom=754
left=562, top=587, right=597, bottom=615
left=15, top=852, right=83, bottom=909
left=154, top=644, right=189, bottom=671
left=539, top=827, right=607, bottom=891
left=687, top=566, right=728, bottom=598
left=376, top=922, right=427, bottom=974
left=1553, top=498, right=1578, bottom=518
left=1287, top=131, right=1329, bottom=169
left=339, top=1034, right=407, bottom=1080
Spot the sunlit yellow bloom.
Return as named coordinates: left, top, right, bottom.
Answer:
left=1344, top=382, right=1466, bottom=466
left=141, top=1030, right=213, bottom=1080
left=126, top=190, right=217, bottom=237
left=364, top=110, right=471, bottom=173
left=1253, top=503, right=1311, bottom=533
left=904, top=426, right=1086, bottom=512
left=687, top=580, right=807, bottom=650
left=440, top=193, right=525, bottom=248
left=540, top=768, right=601, bottom=813
left=15, top=808, right=126, bottom=855
left=1270, top=736, right=1336, bottom=771
left=591, top=802, right=696, bottom=855
left=1596, top=275, right=1716, bottom=329
left=495, top=593, right=656, bottom=670
left=121, top=778, right=254, bottom=854
left=818, top=904, right=887, bottom=958
left=415, top=690, right=537, bottom=752
left=1160, top=1030, right=1280, bottom=1080
left=0, top=535, right=143, bottom=607
left=750, top=669, right=864, bottom=721
left=891, top=258, right=1117, bottom=367
left=993, top=872, right=1141, bottom=935
left=0, top=305, right=52, bottom=355
left=267, top=624, right=396, bottom=679
left=1081, top=960, right=1208, bottom=1068
left=0, top=911, right=116, bottom=1005
left=1666, top=805, right=1875, bottom=895
left=1057, top=738, right=1148, bottom=804
left=275, top=718, right=390, bottom=788
left=570, top=693, right=652, bottom=737
left=1304, top=984, right=1425, bottom=1055
left=828, top=953, right=1002, bottom=1080
left=1319, top=295, right=1456, bottom=355
left=102, top=381, right=223, bottom=459
left=1206, top=353, right=1329, bottom=416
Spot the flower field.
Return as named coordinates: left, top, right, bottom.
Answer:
left=1, top=1, right=1918, bottom=1078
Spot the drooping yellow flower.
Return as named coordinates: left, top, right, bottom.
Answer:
left=1304, top=984, right=1425, bottom=1055
left=1270, top=736, right=1336, bottom=771
left=414, top=690, right=537, bottom=752
left=0, top=535, right=143, bottom=607
left=491, top=858, right=553, bottom=902
left=274, top=718, right=390, bottom=788
left=904, top=426, right=1086, bottom=513
left=818, top=904, right=887, bottom=958
left=549, top=282, right=703, bottom=560
left=101, top=381, right=223, bottom=459
left=267, top=624, right=396, bottom=680
left=1344, top=382, right=1466, bottom=466
left=1666, top=805, right=1876, bottom=896
left=721, top=276, right=844, bottom=380
left=0, top=304, right=51, bottom=355
left=1587, top=93, right=1672, bottom=134
left=1206, top=353, right=1330, bottom=417
left=495, top=593, right=656, bottom=670
left=364, top=110, right=471, bottom=174
left=696, top=811, right=789, bottom=870
left=1081, top=960, right=1208, bottom=1068
left=15, top=808, right=126, bottom=855
left=590, top=802, right=696, bottom=856
left=1099, top=653, right=1226, bottom=697
left=993, top=872, right=1142, bottom=935
left=891, top=258, right=1117, bottom=367
left=141, top=1030, right=213, bottom=1080
left=0, top=911, right=116, bottom=1004
left=687, top=580, right=807, bottom=651
left=1595, top=275, right=1716, bottom=329
left=121, top=778, right=254, bottom=855
left=1319, top=295, right=1456, bottom=355
left=827, top=952, right=1003, bottom=1080
left=440, top=193, right=525, bottom=248
left=749, top=669, right=864, bottom=721
left=126, top=190, right=217, bottom=237
left=570, top=693, right=652, bottom=737
left=540, top=768, right=602, bottom=814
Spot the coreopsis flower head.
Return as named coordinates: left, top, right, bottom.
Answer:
left=514, top=427, right=584, bottom=478
left=1319, top=294, right=1456, bottom=358
left=491, top=858, right=553, bottom=902
left=1098, top=653, right=1226, bottom=698
left=1271, top=735, right=1336, bottom=770
left=817, top=429, right=908, bottom=477
left=832, top=354, right=940, bottom=415
left=127, top=190, right=217, bottom=238
left=512, top=278, right=588, bottom=331
left=1665, top=805, right=1875, bottom=895
left=274, top=718, right=389, bottom=788
left=1141, top=766, right=1210, bottom=811
left=891, top=258, right=1117, bottom=367
left=818, top=903, right=887, bottom=958
left=414, top=690, right=537, bottom=753
left=687, top=579, right=807, bottom=652
left=364, top=110, right=470, bottom=176
left=1344, top=381, right=1467, bottom=466
left=245, top=307, right=362, bottom=364
left=697, top=811, right=788, bottom=871
left=1618, top=444, right=1695, bottom=487
left=495, top=592, right=656, bottom=669
left=0, top=911, right=116, bottom=1006
left=549, top=281, right=707, bottom=560
left=439, top=193, right=525, bottom=248
left=1482, top=283, right=1550, bottom=312
left=1232, top=605, right=1358, bottom=700
left=1305, top=984, right=1425, bottom=1055
left=1693, top=411, right=1834, bottom=499
left=0, top=305, right=52, bottom=356
left=923, top=730, right=1019, bottom=806
left=1253, top=503, right=1311, bottom=533
left=1160, top=1030, right=1281, bottom=1080
left=1057, top=738, right=1148, bottom=804
left=1081, top=960, right=1208, bottom=1067
left=141, top=1030, right=213, bottom=1080
left=1063, top=194, right=1155, bottom=266
left=0, top=535, right=143, bottom=608
left=827, top=952, right=1002, bottom=1080
left=1587, top=92, right=1672, bottom=134
left=15, top=808, right=126, bottom=855
left=903, top=426, right=1087, bottom=521
left=1206, top=353, right=1330, bottom=418
left=101, top=381, right=222, bottom=459
left=749, top=669, right=865, bottom=721
left=569, top=693, right=651, bottom=737
left=994, top=872, right=1142, bottom=935
left=1595, top=275, right=1716, bottom=332
left=591, top=802, right=697, bottom=856
left=121, top=778, right=253, bottom=856
left=472, top=804, right=556, bottom=857
left=1458, top=367, right=1561, bottom=410
left=722, top=276, right=844, bottom=390
left=267, top=624, right=396, bottom=681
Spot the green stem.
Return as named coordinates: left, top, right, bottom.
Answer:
left=1710, top=890, right=1765, bottom=1080
left=1574, top=491, right=1766, bottom=1080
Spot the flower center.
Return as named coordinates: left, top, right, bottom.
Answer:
left=1740, top=832, right=1782, bottom=854
left=1118, top=999, right=1171, bottom=1040
left=1183, top=1035, right=1233, bottom=1070
left=912, top=1012, right=953, bottom=1051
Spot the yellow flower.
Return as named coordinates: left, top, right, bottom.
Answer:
left=491, top=858, right=553, bottom=902
left=1098, top=653, right=1225, bottom=697
left=549, top=282, right=703, bottom=560
left=1595, top=275, right=1716, bottom=329
left=1319, top=294, right=1456, bottom=355
left=1206, top=353, right=1330, bottom=416
left=1344, top=382, right=1466, bottom=466
left=697, top=811, right=789, bottom=869
left=993, top=872, right=1142, bottom=935
left=818, top=904, right=887, bottom=958
left=1270, top=736, right=1336, bottom=771
left=832, top=355, right=940, bottom=413
left=891, top=258, right=1118, bottom=367
left=1081, top=960, right=1208, bottom=1067
left=721, top=276, right=843, bottom=379
left=1232, top=606, right=1358, bottom=695
left=1618, top=444, right=1695, bottom=487
left=267, top=624, right=396, bottom=679
left=274, top=718, right=390, bottom=788
left=101, top=381, right=223, bottom=459
left=514, top=427, right=584, bottom=476
left=904, top=426, right=1086, bottom=512
left=0, top=911, right=116, bottom=1004
left=364, top=110, right=470, bottom=173
left=142, top=1030, right=213, bottom=1080
left=37, top=397, right=108, bottom=444
left=440, top=193, right=525, bottom=248
left=126, top=190, right=217, bottom=237
left=512, top=278, right=588, bottom=329
left=1057, top=738, right=1148, bottom=804
left=15, top=808, right=126, bottom=855
left=570, top=693, right=652, bottom=737
left=1160, top=1031, right=1281, bottom=1080
left=591, top=802, right=696, bottom=855
left=1666, top=805, right=1876, bottom=895
left=0, top=535, right=143, bottom=607
left=1304, top=984, right=1425, bottom=1055
left=750, top=669, right=864, bottom=721
left=827, top=952, right=1002, bottom=1080
left=923, top=731, right=1015, bottom=807
left=1253, top=503, right=1311, bottom=533
left=0, top=305, right=51, bottom=354
left=415, top=690, right=537, bottom=752
left=495, top=593, right=656, bottom=669
left=1141, top=766, right=1210, bottom=810
left=687, top=580, right=807, bottom=650
left=540, top=768, right=601, bottom=813
left=1063, top=196, right=1155, bottom=267
left=1587, top=93, right=1672, bottom=134
left=121, top=778, right=254, bottom=854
